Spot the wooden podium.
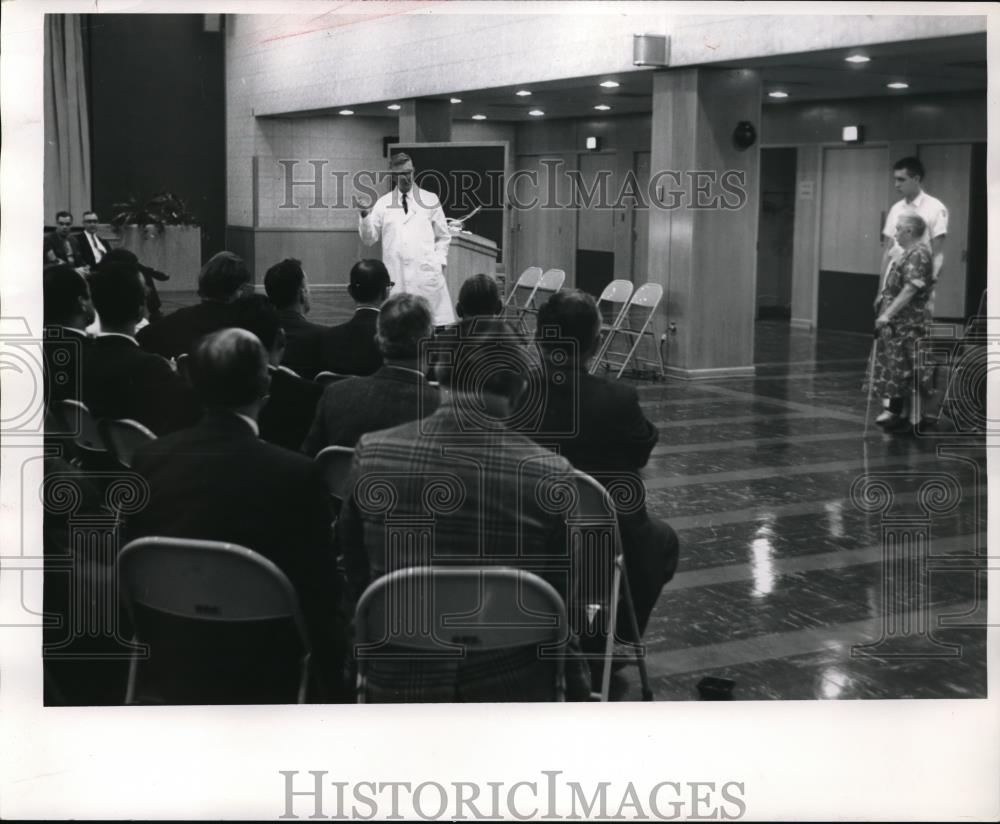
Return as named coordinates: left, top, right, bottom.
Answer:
left=445, top=231, right=498, bottom=300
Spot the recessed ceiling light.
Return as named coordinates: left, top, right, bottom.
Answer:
left=528, top=109, right=545, bottom=117
left=516, top=90, right=532, bottom=97
left=594, top=104, right=611, bottom=111
left=887, top=81, right=909, bottom=90
left=338, top=109, right=354, bottom=115
left=599, top=80, right=620, bottom=88
left=844, top=54, right=870, bottom=63
left=472, top=114, right=487, bottom=120
left=450, top=98, right=462, bottom=104
left=768, top=91, right=789, bottom=99
left=386, top=104, right=401, bottom=111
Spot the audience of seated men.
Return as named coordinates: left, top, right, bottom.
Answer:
left=42, top=264, right=95, bottom=407
left=43, top=211, right=85, bottom=271
left=335, top=317, right=589, bottom=701
left=302, top=293, right=440, bottom=455
left=230, top=293, right=323, bottom=451
left=263, top=257, right=325, bottom=379
left=81, top=258, right=201, bottom=435
left=137, top=251, right=250, bottom=359
left=125, top=328, right=347, bottom=701
left=102, top=246, right=169, bottom=324
left=318, top=259, right=389, bottom=376
left=518, top=289, right=679, bottom=644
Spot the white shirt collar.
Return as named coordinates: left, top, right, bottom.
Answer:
left=234, top=413, right=259, bottom=437
left=382, top=363, right=426, bottom=379
left=97, top=332, right=138, bottom=345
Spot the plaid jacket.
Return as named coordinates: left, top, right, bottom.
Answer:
left=336, top=399, right=589, bottom=700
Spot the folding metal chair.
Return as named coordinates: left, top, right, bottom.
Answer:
left=49, top=399, right=109, bottom=465
left=99, top=418, right=156, bottom=469
left=118, top=537, right=313, bottom=704
left=354, top=566, right=568, bottom=702
left=315, top=445, right=356, bottom=510
left=569, top=470, right=653, bottom=701
left=591, top=282, right=665, bottom=379
left=588, top=279, right=634, bottom=373
left=518, top=268, right=565, bottom=336
left=501, top=266, right=543, bottom=330
left=314, top=370, right=349, bottom=386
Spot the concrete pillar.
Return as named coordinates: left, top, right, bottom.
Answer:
left=647, top=67, right=761, bottom=378
left=399, top=99, right=451, bottom=143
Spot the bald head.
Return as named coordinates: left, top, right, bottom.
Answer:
left=190, top=328, right=271, bottom=410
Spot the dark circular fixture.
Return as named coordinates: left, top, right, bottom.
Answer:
left=733, top=121, right=757, bottom=149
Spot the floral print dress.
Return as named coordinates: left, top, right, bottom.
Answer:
left=870, top=243, right=934, bottom=400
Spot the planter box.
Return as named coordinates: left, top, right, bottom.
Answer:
left=116, top=225, right=202, bottom=292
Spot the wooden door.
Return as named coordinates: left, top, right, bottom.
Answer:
left=575, top=152, right=616, bottom=296
left=511, top=154, right=576, bottom=287
left=631, top=151, right=650, bottom=282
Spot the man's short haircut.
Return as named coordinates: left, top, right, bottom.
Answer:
left=376, top=293, right=433, bottom=360
left=390, top=152, right=412, bottom=169
left=899, top=213, right=927, bottom=237
left=190, top=328, right=270, bottom=408
left=893, top=156, right=925, bottom=180
left=536, top=289, right=601, bottom=360
left=82, top=210, right=98, bottom=220
left=349, top=259, right=391, bottom=303
left=456, top=273, right=502, bottom=318
left=55, top=210, right=73, bottom=223
left=263, top=258, right=305, bottom=309
left=437, top=316, right=528, bottom=399
left=230, top=293, right=283, bottom=352
left=197, top=251, right=251, bottom=300
left=90, top=261, right=146, bottom=326
left=43, top=264, right=90, bottom=326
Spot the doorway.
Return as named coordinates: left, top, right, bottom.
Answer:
left=756, top=148, right=797, bottom=319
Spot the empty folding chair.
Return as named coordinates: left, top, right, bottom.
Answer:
left=569, top=470, right=652, bottom=701
left=518, top=268, right=565, bottom=336
left=100, top=418, right=156, bottom=470
left=315, top=445, right=356, bottom=510
left=589, top=279, right=634, bottom=371
left=501, top=266, right=543, bottom=328
left=590, top=282, right=665, bottom=379
left=118, top=537, right=313, bottom=704
left=314, top=370, right=348, bottom=386
left=49, top=399, right=109, bottom=466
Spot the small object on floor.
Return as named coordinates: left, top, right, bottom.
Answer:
left=696, top=676, right=735, bottom=701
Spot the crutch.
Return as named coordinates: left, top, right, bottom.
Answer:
left=863, top=334, right=878, bottom=438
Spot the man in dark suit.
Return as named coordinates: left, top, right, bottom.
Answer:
left=519, top=289, right=679, bottom=643
left=263, top=257, right=325, bottom=379
left=302, top=293, right=440, bottom=455
left=81, top=258, right=200, bottom=435
left=335, top=317, right=589, bottom=701
left=137, top=251, right=250, bottom=359
left=126, top=328, right=347, bottom=700
left=43, top=211, right=85, bottom=271
left=74, top=211, right=110, bottom=269
left=318, top=259, right=390, bottom=376
left=43, top=264, right=95, bottom=406
left=230, top=293, right=323, bottom=451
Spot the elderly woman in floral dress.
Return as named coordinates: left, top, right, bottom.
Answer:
left=870, top=213, right=935, bottom=430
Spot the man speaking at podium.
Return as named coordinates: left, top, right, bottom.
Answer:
left=357, top=152, right=455, bottom=326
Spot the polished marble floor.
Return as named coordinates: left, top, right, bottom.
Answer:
left=159, top=290, right=989, bottom=701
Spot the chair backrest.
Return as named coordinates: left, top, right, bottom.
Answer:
left=537, top=268, right=566, bottom=294
left=99, top=418, right=156, bottom=469
left=52, top=399, right=107, bottom=456
left=315, top=445, right=356, bottom=503
left=568, top=471, right=621, bottom=640
left=314, top=370, right=348, bottom=386
left=597, top=279, right=634, bottom=325
left=503, top=266, right=543, bottom=310
left=618, top=281, right=664, bottom=330
left=355, top=566, right=567, bottom=652
left=175, top=353, right=191, bottom=380
left=628, top=281, right=663, bottom=309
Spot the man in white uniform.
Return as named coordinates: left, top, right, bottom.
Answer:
left=357, top=153, right=455, bottom=326
left=879, top=156, right=948, bottom=309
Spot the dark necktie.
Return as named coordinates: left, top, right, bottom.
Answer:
left=402, top=192, right=408, bottom=214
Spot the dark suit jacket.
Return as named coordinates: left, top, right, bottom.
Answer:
left=80, top=334, right=201, bottom=435
left=301, top=365, right=440, bottom=455
left=319, top=308, right=382, bottom=376
left=258, top=365, right=323, bottom=451
left=126, top=412, right=347, bottom=693
left=43, top=326, right=91, bottom=406
left=74, top=231, right=111, bottom=268
left=43, top=232, right=83, bottom=267
left=136, top=300, right=234, bottom=359
left=276, top=309, right=325, bottom=379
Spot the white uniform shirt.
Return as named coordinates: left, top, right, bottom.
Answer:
left=359, top=184, right=454, bottom=325
left=882, top=190, right=948, bottom=266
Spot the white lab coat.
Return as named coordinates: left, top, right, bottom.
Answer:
left=358, top=184, right=454, bottom=325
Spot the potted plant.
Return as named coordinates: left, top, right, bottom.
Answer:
left=110, top=192, right=201, bottom=291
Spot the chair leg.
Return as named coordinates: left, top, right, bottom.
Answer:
left=616, top=330, right=645, bottom=379
left=124, top=648, right=138, bottom=704
left=619, top=563, right=653, bottom=701
left=599, top=564, right=623, bottom=702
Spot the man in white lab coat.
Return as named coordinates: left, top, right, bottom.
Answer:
left=357, top=153, right=455, bottom=326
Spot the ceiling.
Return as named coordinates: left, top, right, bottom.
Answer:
left=285, top=33, right=985, bottom=122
